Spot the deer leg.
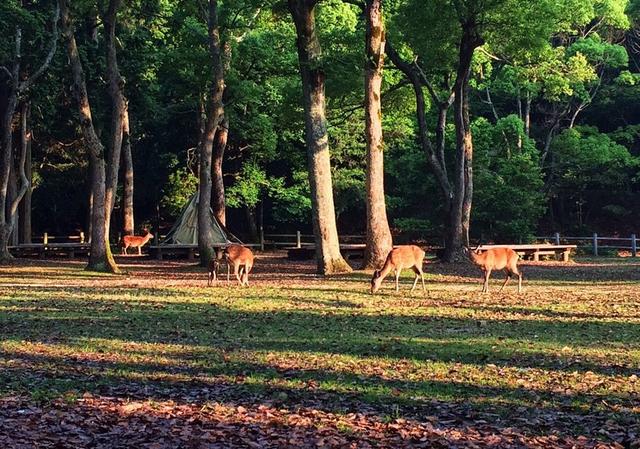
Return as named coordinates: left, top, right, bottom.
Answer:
left=410, top=266, right=420, bottom=292
left=499, top=270, right=511, bottom=293
left=517, top=270, right=522, bottom=293
left=138, top=246, right=142, bottom=255
left=234, top=264, right=242, bottom=285
left=483, top=269, right=491, bottom=293
left=243, top=263, right=252, bottom=286
left=227, top=261, right=231, bottom=284
left=395, top=269, right=400, bottom=292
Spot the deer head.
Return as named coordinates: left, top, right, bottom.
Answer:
left=370, top=270, right=382, bottom=294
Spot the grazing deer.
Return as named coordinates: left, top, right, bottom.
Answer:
left=208, top=244, right=254, bottom=286
left=121, top=230, right=154, bottom=255
left=370, top=245, right=426, bottom=294
left=465, top=245, right=522, bottom=293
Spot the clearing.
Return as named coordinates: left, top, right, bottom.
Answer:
left=0, top=253, right=638, bottom=448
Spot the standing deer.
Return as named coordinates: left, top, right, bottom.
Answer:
left=121, top=230, right=154, bottom=255
left=465, top=245, right=522, bottom=293
left=208, top=244, right=254, bottom=286
left=370, top=245, right=426, bottom=294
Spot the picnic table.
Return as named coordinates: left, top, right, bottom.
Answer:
left=479, top=244, right=577, bottom=262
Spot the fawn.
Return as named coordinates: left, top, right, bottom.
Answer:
left=465, top=245, right=522, bottom=293
left=208, top=244, right=254, bottom=286
left=371, top=245, right=426, bottom=294
left=121, top=230, right=154, bottom=255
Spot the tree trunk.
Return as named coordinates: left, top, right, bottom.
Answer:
left=121, top=109, right=134, bottom=235
left=523, top=91, right=531, bottom=137
left=385, top=40, right=453, bottom=222
left=103, top=0, right=126, bottom=242
left=0, top=43, right=19, bottom=261
left=19, top=101, right=32, bottom=243
left=289, top=0, right=351, bottom=274
left=8, top=154, right=18, bottom=245
left=60, top=0, right=118, bottom=273
left=443, top=23, right=482, bottom=262
left=212, top=116, right=227, bottom=226
left=245, top=206, right=259, bottom=242
left=362, top=0, right=392, bottom=269
left=198, top=0, right=226, bottom=266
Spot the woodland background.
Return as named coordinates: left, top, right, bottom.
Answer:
left=2, top=0, right=640, bottom=251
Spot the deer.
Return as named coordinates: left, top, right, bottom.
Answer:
left=465, top=244, right=522, bottom=293
left=208, top=244, right=254, bottom=286
left=121, top=229, right=154, bottom=255
left=370, top=245, right=426, bottom=294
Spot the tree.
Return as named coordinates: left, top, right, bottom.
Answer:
left=121, top=113, right=134, bottom=235
left=0, top=1, right=59, bottom=261
left=60, top=0, right=119, bottom=273
left=102, top=0, right=129, bottom=242
left=288, top=0, right=351, bottom=274
left=361, top=0, right=393, bottom=269
left=198, top=0, right=226, bottom=266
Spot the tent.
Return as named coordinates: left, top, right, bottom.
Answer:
left=161, top=192, right=240, bottom=245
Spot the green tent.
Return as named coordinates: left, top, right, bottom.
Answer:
left=161, top=193, right=240, bottom=245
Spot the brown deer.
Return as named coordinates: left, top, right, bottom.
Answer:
left=121, top=230, right=154, bottom=255
left=370, top=245, right=426, bottom=294
left=465, top=245, right=522, bottom=293
left=208, top=244, right=254, bottom=286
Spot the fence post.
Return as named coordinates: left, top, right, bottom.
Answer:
left=554, top=232, right=560, bottom=245
left=632, top=234, right=637, bottom=257
left=43, top=232, right=48, bottom=245
left=259, top=226, right=265, bottom=252
left=296, top=230, right=301, bottom=249
left=592, top=233, right=598, bottom=256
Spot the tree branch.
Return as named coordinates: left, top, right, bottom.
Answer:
left=0, top=66, right=12, bottom=80
left=20, top=3, right=60, bottom=92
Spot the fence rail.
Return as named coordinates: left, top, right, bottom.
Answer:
left=535, top=233, right=638, bottom=257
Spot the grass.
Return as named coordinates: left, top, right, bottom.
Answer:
left=0, top=254, right=639, bottom=446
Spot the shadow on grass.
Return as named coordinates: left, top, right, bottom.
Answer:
left=0, top=290, right=638, bottom=379
left=0, top=348, right=637, bottom=445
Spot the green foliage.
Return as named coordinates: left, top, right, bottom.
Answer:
left=160, top=167, right=198, bottom=217
left=550, top=126, right=639, bottom=190
left=473, top=116, right=546, bottom=241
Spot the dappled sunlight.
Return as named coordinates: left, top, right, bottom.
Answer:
left=0, top=256, right=639, bottom=447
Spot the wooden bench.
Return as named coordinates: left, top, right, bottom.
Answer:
left=8, top=242, right=91, bottom=259
left=479, top=244, right=577, bottom=262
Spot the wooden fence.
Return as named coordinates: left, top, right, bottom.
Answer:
left=536, top=233, right=638, bottom=257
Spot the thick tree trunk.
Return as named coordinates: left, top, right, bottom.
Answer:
left=198, top=0, right=226, bottom=266
left=212, top=117, right=227, bottom=226
left=103, top=0, right=126, bottom=241
left=289, top=0, right=351, bottom=274
left=60, top=0, right=118, bottom=273
left=362, top=0, right=392, bottom=269
left=443, top=24, right=482, bottom=262
left=121, top=110, right=134, bottom=235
